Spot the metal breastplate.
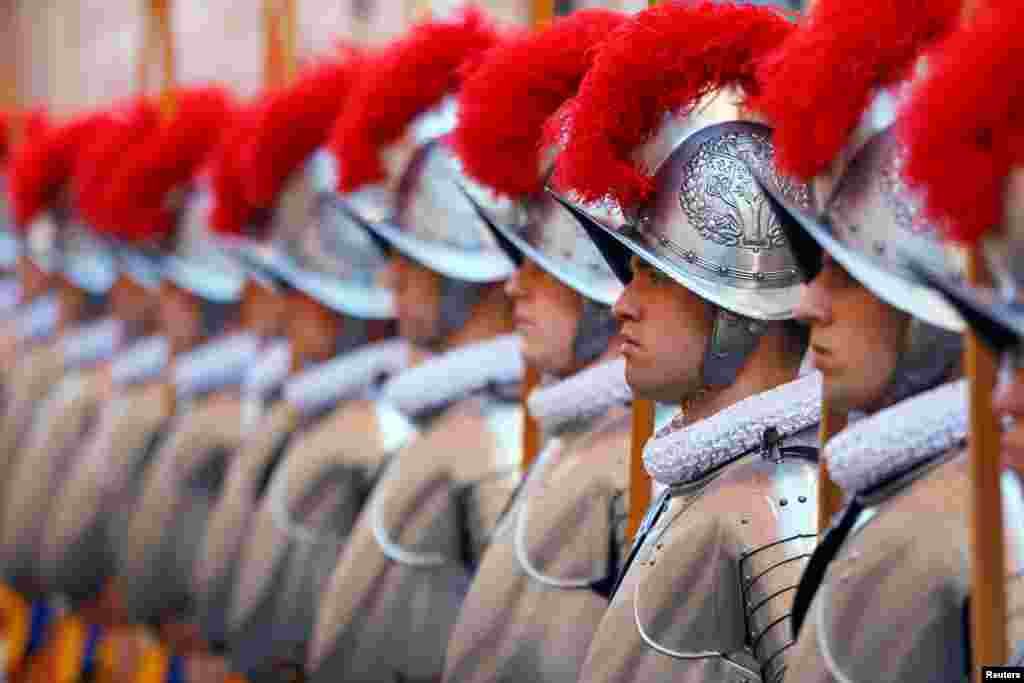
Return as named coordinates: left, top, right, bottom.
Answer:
left=633, top=441, right=818, bottom=683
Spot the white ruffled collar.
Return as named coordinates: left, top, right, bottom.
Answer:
left=644, top=372, right=822, bottom=486
left=174, top=332, right=261, bottom=401
left=60, top=317, right=125, bottom=371
left=527, top=358, right=631, bottom=437
left=284, top=339, right=410, bottom=417
left=243, top=339, right=292, bottom=398
left=379, top=334, right=523, bottom=421
left=824, top=379, right=967, bottom=496
left=16, top=294, right=59, bottom=343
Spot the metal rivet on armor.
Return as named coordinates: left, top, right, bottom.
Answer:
left=874, top=242, right=885, bottom=255
left=754, top=272, right=765, bottom=281
left=684, top=250, right=696, bottom=262
left=849, top=224, right=859, bottom=233
left=798, top=496, right=807, bottom=503
left=779, top=498, right=788, bottom=507
left=718, top=264, right=729, bottom=275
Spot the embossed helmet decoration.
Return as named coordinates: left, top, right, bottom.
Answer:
left=452, top=9, right=627, bottom=367
left=551, top=1, right=808, bottom=388
left=898, top=1, right=1024, bottom=364
left=327, top=8, right=514, bottom=288
left=754, top=0, right=964, bottom=403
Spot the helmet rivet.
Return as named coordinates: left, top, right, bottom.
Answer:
left=718, top=265, right=728, bottom=275
left=874, top=242, right=886, bottom=255
left=754, top=272, right=765, bottom=281
left=684, top=250, right=696, bottom=262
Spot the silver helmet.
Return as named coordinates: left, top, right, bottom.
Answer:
left=0, top=174, right=20, bottom=272
left=760, top=91, right=964, bottom=334
left=760, top=88, right=966, bottom=402
left=24, top=212, right=61, bottom=275
left=164, top=188, right=247, bottom=305
left=117, top=246, right=163, bottom=292
left=252, top=149, right=396, bottom=321
left=460, top=170, right=622, bottom=367
left=553, top=96, right=811, bottom=387
left=351, top=97, right=516, bottom=286
left=60, top=218, right=117, bottom=296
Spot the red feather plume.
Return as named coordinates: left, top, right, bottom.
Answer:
left=452, top=9, right=626, bottom=199
left=553, top=2, right=793, bottom=209
left=899, top=4, right=1024, bottom=245
left=75, top=99, right=161, bottom=242
left=208, top=101, right=264, bottom=236
left=240, top=49, right=367, bottom=209
left=8, top=109, right=110, bottom=229
left=329, top=6, right=501, bottom=193
left=96, top=86, right=235, bottom=243
left=753, top=0, right=960, bottom=181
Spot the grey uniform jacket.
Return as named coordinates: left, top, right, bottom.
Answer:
left=788, top=379, right=1024, bottom=683
left=578, top=373, right=822, bottom=683
left=306, top=334, right=525, bottom=683
left=35, top=336, right=171, bottom=602
left=442, top=358, right=633, bottom=683
left=1, top=318, right=125, bottom=592
left=115, top=333, right=262, bottom=624
left=194, top=339, right=409, bottom=648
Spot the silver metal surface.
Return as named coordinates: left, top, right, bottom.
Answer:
left=61, top=219, right=117, bottom=295
left=26, top=213, right=60, bottom=273
left=166, top=189, right=246, bottom=303
left=463, top=179, right=623, bottom=306
left=563, top=119, right=810, bottom=321
left=362, top=140, right=516, bottom=284
left=633, top=448, right=818, bottom=683
left=763, top=121, right=964, bottom=333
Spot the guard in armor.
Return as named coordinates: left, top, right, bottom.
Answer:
left=550, top=4, right=822, bottom=683
left=304, top=10, right=529, bottom=683
left=438, top=10, right=634, bottom=683
left=30, top=90, right=249, bottom=683
left=748, top=0, right=1024, bottom=680
left=194, top=55, right=406, bottom=681
left=0, top=111, right=112, bottom=507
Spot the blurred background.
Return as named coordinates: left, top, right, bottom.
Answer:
left=0, top=0, right=805, bottom=118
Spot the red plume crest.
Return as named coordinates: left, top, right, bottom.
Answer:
left=328, top=6, right=501, bottom=194
left=753, top=0, right=960, bottom=181
left=553, top=2, right=794, bottom=209
left=452, top=9, right=626, bottom=199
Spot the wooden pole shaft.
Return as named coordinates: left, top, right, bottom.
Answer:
left=966, top=248, right=1008, bottom=680
left=817, top=408, right=847, bottom=530
left=518, top=0, right=555, bottom=476
left=627, top=400, right=655, bottom=539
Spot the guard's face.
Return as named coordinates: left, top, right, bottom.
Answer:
left=241, top=280, right=286, bottom=339
left=505, top=260, right=585, bottom=377
left=109, top=275, right=154, bottom=327
left=286, top=291, right=342, bottom=367
left=16, top=255, right=50, bottom=302
left=794, top=253, right=908, bottom=414
left=158, top=282, right=205, bottom=354
left=994, top=369, right=1024, bottom=469
left=382, top=252, right=444, bottom=347
left=613, top=256, right=711, bottom=404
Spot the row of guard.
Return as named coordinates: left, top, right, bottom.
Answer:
left=0, top=1, right=1021, bottom=682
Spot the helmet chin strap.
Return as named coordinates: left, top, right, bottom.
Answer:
left=571, top=299, right=619, bottom=369
left=882, top=317, right=963, bottom=407
left=700, top=307, right=765, bottom=389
